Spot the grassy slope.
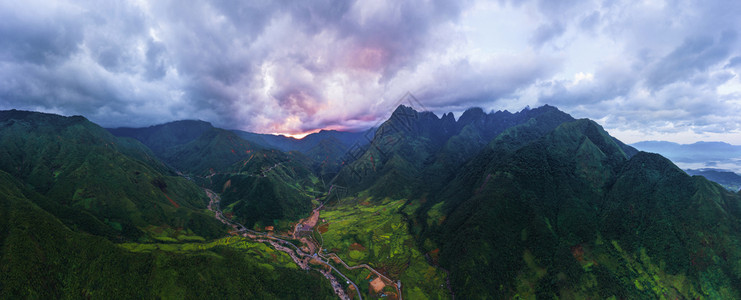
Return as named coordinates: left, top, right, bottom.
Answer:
left=319, top=197, right=449, bottom=299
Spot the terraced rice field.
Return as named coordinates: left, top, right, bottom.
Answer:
left=319, top=197, right=450, bottom=299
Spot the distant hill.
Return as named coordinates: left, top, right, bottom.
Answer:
left=685, top=168, right=741, bottom=192
left=110, top=122, right=372, bottom=178
left=631, top=140, right=741, bottom=172
left=232, top=129, right=371, bottom=153
left=233, top=129, right=374, bottom=181
left=109, top=120, right=214, bottom=153
left=108, top=120, right=321, bottom=230
left=109, top=120, right=266, bottom=176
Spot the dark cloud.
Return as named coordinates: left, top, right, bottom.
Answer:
left=0, top=3, right=85, bottom=65
left=1, top=0, right=740, bottom=143
left=530, top=22, right=565, bottom=48
left=144, top=39, right=167, bottom=80
left=646, top=30, right=737, bottom=90
left=416, top=54, right=561, bottom=111
left=539, top=58, right=637, bottom=108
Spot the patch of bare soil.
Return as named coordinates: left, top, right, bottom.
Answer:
left=370, top=277, right=386, bottom=293
left=349, top=242, right=366, bottom=251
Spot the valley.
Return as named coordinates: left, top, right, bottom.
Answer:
left=5, top=2, right=739, bottom=298
left=205, top=174, right=410, bottom=299
left=3, top=106, right=741, bottom=299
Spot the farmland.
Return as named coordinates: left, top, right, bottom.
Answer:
left=319, top=197, right=450, bottom=299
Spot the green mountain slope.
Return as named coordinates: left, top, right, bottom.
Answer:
left=418, top=118, right=741, bottom=298
left=159, top=127, right=263, bottom=176
left=108, top=118, right=318, bottom=232
left=686, top=168, right=741, bottom=192
left=0, top=110, right=225, bottom=241
left=109, top=120, right=266, bottom=176
left=0, top=170, right=334, bottom=298
left=108, top=120, right=214, bottom=154
left=332, top=104, right=576, bottom=199
left=208, top=149, right=318, bottom=229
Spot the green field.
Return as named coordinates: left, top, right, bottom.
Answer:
left=120, top=236, right=298, bottom=270
left=319, top=197, right=450, bottom=299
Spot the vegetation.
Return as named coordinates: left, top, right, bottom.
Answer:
left=159, top=128, right=263, bottom=176
left=320, top=196, right=449, bottom=299
left=108, top=120, right=214, bottom=154
left=419, top=119, right=741, bottom=298
left=0, top=170, right=334, bottom=299
left=0, top=110, right=226, bottom=242
left=108, top=119, right=321, bottom=232
left=5, top=105, right=741, bottom=299
left=206, top=149, right=318, bottom=230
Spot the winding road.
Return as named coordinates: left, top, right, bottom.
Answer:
left=290, top=186, right=403, bottom=300
left=205, top=188, right=362, bottom=300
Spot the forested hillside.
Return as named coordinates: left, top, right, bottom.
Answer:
left=0, top=110, right=334, bottom=298
left=4, top=106, right=741, bottom=299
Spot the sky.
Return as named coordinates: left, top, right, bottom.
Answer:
left=1, top=0, right=740, bottom=143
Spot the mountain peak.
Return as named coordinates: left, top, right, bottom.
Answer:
left=526, top=104, right=559, bottom=114
left=441, top=112, right=455, bottom=123
left=457, top=107, right=486, bottom=126
left=391, top=104, right=419, bottom=116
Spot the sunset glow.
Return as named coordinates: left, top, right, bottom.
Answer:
left=0, top=0, right=739, bottom=144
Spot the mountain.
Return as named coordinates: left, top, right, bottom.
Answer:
left=158, top=128, right=264, bottom=176
left=425, top=119, right=636, bottom=298
left=232, top=129, right=370, bottom=153
left=206, top=149, right=318, bottom=229
left=0, top=110, right=225, bottom=241
left=108, top=120, right=214, bottom=154
left=324, top=105, right=741, bottom=299
left=0, top=110, right=334, bottom=298
left=233, top=129, right=375, bottom=181
left=331, top=104, right=579, bottom=198
left=109, top=120, right=265, bottom=176
left=631, top=140, right=741, bottom=172
left=6, top=105, right=741, bottom=299
left=303, top=136, right=350, bottom=177
left=686, top=168, right=741, bottom=192
left=0, top=169, right=333, bottom=298
left=108, top=119, right=320, bottom=231
left=109, top=120, right=355, bottom=179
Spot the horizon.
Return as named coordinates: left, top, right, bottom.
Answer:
left=1, top=0, right=740, bottom=144
left=4, top=105, right=740, bottom=146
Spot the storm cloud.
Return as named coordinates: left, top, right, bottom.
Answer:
left=1, top=0, right=740, bottom=143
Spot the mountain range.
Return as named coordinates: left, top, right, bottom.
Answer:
left=0, top=110, right=333, bottom=298
left=684, top=169, right=741, bottom=192
left=2, top=105, right=741, bottom=299
left=631, top=141, right=741, bottom=191
left=632, top=141, right=741, bottom=172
